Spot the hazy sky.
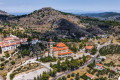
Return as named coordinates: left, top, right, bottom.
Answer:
left=0, top=0, right=120, bottom=13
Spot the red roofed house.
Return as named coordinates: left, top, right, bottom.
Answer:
left=85, top=46, right=94, bottom=52
left=9, top=51, right=14, bottom=54
left=85, top=73, right=94, bottom=79
left=111, top=67, right=120, bottom=72
left=95, top=63, right=103, bottom=70
left=45, top=39, right=73, bottom=58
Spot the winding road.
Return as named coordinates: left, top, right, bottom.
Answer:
left=52, top=40, right=111, bottom=80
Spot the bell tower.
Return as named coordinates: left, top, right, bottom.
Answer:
left=49, top=39, right=53, bottom=56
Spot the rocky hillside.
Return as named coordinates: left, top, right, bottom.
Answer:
left=1, top=7, right=120, bottom=39
left=0, top=10, right=14, bottom=21
left=9, top=7, right=92, bottom=38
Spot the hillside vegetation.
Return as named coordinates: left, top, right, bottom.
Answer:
left=99, top=45, right=120, bottom=56
left=0, top=7, right=120, bottom=39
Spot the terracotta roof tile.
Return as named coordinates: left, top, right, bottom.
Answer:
left=53, top=46, right=69, bottom=51
left=49, top=39, right=52, bottom=42
left=57, top=42, right=66, bottom=47
left=1, top=44, right=6, bottom=48
left=17, top=42, right=21, bottom=44
left=116, top=67, right=119, bottom=69
left=4, top=37, right=13, bottom=41
left=9, top=51, right=14, bottom=54
left=86, top=73, right=93, bottom=79
left=96, top=63, right=102, bottom=67
left=10, top=43, right=15, bottom=46
left=86, top=46, right=93, bottom=50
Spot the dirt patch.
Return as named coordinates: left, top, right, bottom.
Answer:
left=112, top=37, right=120, bottom=45
left=104, top=54, right=120, bottom=65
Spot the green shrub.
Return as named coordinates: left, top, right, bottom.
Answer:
left=0, top=66, right=4, bottom=70
left=0, top=58, right=4, bottom=61
left=71, top=73, right=75, bottom=77
left=11, top=61, right=15, bottom=65
left=5, top=51, right=10, bottom=58
left=10, top=73, right=15, bottom=80
left=67, top=74, right=70, bottom=78
left=100, top=45, right=120, bottom=56
left=1, top=63, right=5, bottom=66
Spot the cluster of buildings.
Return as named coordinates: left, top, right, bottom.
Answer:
left=0, top=34, right=27, bottom=53
left=95, top=63, right=104, bottom=70
left=111, top=67, right=120, bottom=73
left=44, top=39, right=95, bottom=58
left=45, top=39, right=73, bottom=58
left=86, top=64, right=120, bottom=79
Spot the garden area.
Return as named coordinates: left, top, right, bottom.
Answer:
left=51, top=56, right=90, bottom=73
left=38, top=56, right=57, bottom=63
left=10, top=63, right=43, bottom=80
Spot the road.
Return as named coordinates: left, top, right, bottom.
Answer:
left=52, top=40, right=111, bottom=80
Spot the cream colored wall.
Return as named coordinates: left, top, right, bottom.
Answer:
left=54, top=51, right=58, bottom=58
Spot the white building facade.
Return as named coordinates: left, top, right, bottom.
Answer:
left=0, top=34, right=27, bottom=52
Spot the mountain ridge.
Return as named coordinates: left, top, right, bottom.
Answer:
left=0, top=7, right=120, bottom=39
left=80, top=12, right=120, bottom=21
left=0, top=10, right=9, bottom=15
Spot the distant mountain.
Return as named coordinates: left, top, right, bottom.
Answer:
left=81, top=12, right=120, bottom=21
left=0, top=10, right=9, bottom=15
left=9, top=12, right=30, bottom=16
left=0, top=10, right=15, bottom=21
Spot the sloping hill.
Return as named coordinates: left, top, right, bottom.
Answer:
left=0, top=10, right=9, bottom=15
left=1, top=7, right=120, bottom=39
left=9, top=7, right=92, bottom=38
left=81, top=12, right=120, bottom=21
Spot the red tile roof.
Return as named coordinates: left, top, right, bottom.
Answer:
left=57, top=42, right=66, bottom=47
left=4, top=37, right=13, bottom=41
left=9, top=51, right=14, bottom=54
left=86, top=73, right=93, bottom=79
left=1, top=44, right=6, bottom=48
left=17, top=42, right=21, bottom=44
left=116, top=67, right=119, bottom=69
left=10, top=43, right=15, bottom=46
left=86, top=46, right=93, bottom=50
left=96, top=63, right=102, bottom=67
left=49, top=39, right=52, bottom=42
left=53, top=46, right=69, bottom=51
left=6, top=44, right=9, bottom=47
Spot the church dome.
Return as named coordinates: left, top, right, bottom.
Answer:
left=57, top=42, right=66, bottom=47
